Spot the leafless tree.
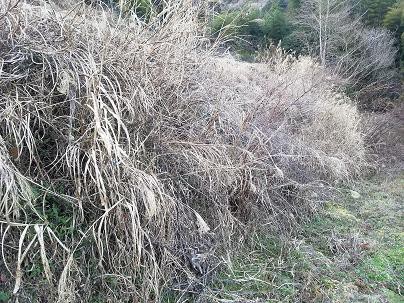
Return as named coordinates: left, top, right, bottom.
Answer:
left=292, top=0, right=399, bottom=103
left=293, top=0, right=358, bottom=66
left=334, top=26, right=398, bottom=101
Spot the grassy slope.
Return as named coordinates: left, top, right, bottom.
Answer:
left=201, top=172, right=403, bottom=303
left=1, top=174, right=401, bottom=303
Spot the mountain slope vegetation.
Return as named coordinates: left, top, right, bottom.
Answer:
left=0, top=0, right=400, bottom=302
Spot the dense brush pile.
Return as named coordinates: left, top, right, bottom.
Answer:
left=0, top=0, right=366, bottom=301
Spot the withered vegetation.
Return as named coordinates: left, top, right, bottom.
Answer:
left=0, top=0, right=367, bottom=301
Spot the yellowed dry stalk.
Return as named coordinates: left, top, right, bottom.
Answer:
left=0, top=0, right=367, bottom=301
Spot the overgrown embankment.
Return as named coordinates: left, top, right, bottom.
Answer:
left=0, top=1, right=368, bottom=302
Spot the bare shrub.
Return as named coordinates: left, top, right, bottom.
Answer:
left=362, top=103, right=404, bottom=168
left=0, top=0, right=366, bottom=301
left=293, top=0, right=399, bottom=106
left=205, top=49, right=366, bottom=182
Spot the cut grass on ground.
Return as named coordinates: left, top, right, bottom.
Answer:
left=200, top=172, right=404, bottom=302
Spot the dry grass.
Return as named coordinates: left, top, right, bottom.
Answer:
left=0, top=1, right=367, bottom=302
left=362, top=103, right=404, bottom=170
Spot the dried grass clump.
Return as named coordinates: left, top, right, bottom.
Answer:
left=362, top=103, right=404, bottom=168
left=0, top=1, right=366, bottom=301
left=203, top=50, right=366, bottom=183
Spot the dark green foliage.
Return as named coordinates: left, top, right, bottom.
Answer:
left=240, top=10, right=264, bottom=39
left=383, top=2, right=404, bottom=31
left=360, top=0, right=398, bottom=27
left=44, top=195, right=74, bottom=238
left=402, top=32, right=404, bottom=72
left=383, top=2, right=404, bottom=74
left=0, top=292, right=10, bottom=303
left=210, top=9, right=263, bottom=40
left=129, top=0, right=153, bottom=19
left=29, top=185, right=76, bottom=239
left=110, top=0, right=154, bottom=19
left=288, top=0, right=301, bottom=11
left=28, top=263, right=44, bottom=279
left=210, top=4, right=291, bottom=51
left=262, top=0, right=288, bottom=11
left=262, top=5, right=291, bottom=43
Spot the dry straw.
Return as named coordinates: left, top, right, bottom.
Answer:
left=0, top=0, right=366, bottom=301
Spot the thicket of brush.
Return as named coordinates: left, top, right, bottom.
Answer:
left=0, top=0, right=366, bottom=302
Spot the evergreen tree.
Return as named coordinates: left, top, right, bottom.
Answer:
left=361, top=0, right=398, bottom=26
left=383, top=2, right=404, bottom=74
left=383, top=2, right=404, bottom=32
left=262, top=5, right=291, bottom=43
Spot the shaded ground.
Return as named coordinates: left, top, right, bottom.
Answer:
left=200, top=171, right=403, bottom=302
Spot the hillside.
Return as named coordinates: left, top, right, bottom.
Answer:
left=0, top=0, right=402, bottom=302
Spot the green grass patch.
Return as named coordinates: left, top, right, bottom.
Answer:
left=209, top=235, right=300, bottom=301
left=0, top=292, right=10, bottom=303
left=357, top=247, right=403, bottom=288
left=209, top=174, right=404, bottom=301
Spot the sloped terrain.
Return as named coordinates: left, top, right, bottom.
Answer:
left=202, top=170, right=403, bottom=302
left=0, top=1, right=370, bottom=302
